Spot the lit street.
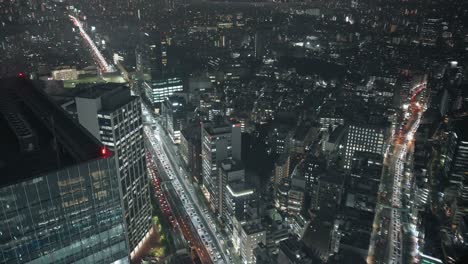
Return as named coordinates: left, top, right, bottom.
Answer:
left=368, top=81, right=427, bottom=264
left=143, top=105, right=229, bottom=264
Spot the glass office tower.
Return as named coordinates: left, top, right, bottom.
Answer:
left=0, top=78, right=128, bottom=264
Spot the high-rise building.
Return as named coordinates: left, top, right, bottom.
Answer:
left=0, top=78, right=128, bottom=263
left=180, top=123, right=202, bottom=183
left=74, top=84, right=152, bottom=257
left=219, top=159, right=246, bottom=215
left=138, top=32, right=169, bottom=80
left=273, top=153, right=290, bottom=188
left=239, top=224, right=266, bottom=264
left=276, top=178, right=291, bottom=212
left=225, top=181, right=255, bottom=235
left=220, top=159, right=255, bottom=237
left=318, top=102, right=345, bottom=131
left=303, top=154, right=326, bottom=196
left=268, top=126, right=291, bottom=155
left=161, top=95, right=186, bottom=144
left=287, top=177, right=306, bottom=216
left=201, top=116, right=241, bottom=213
left=344, top=124, right=386, bottom=169
left=143, top=77, right=183, bottom=112
left=287, top=188, right=305, bottom=216
left=275, top=177, right=305, bottom=216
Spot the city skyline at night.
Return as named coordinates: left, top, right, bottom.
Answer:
left=1, top=0, right=468, bottom=264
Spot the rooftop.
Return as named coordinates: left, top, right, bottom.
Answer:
left=181, top=122, right=202, bottom=142
left=221, top=159, right=244, bottom=172
left=75, top=83, right=134, bottom=112
left=293, top=125, right=310, bottom=141
left=0, top=78, right=108, bottom=187
left=226, top=181, right=254, bottom=197
left=202, top=116, right=235, bottom=135
left=242, top=222, right=265, bottom=235
left=329, top=125, right=347, bottom=142
left=319, top=168, right=345, bottom=185
left=278, top=236, right=313, bottom=264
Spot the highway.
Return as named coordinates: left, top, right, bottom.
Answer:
left=368, top=80, right=427, bottom=264
left=143, top=106, right=228, bottom=264
left=68, top=15, right=115, bottom=73
left=148, top=151, right=211, bottom=262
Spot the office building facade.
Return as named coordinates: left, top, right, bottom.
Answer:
left=219, top=159, right=245, bottom=216
left=161, top=95, right=186, bottom=144
left=0, top=78, right=128, bottom=264
left=273, top=154, right=290, bottom=188
left=201, top=117, right=241, bottom=213
left=75, top=84, right=152, bottom=256
left=180, top=123, right=202, bottom=183
left=240, top=224, right=266, bottom=264
left=344, top=124, right=386, bottom=169
left=143, top=77, right=183, bottom=110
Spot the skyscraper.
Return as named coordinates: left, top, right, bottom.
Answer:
left=201, top=116, right=241, bottom=213
left=0, top=78, right=128, bottom=263
left=344, top=124, right=386, bottom=169
left=74, top=84, right=152, bottom=257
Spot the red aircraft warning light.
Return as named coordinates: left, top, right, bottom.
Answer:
left=17, top=72, right=26, bottom=78
left=100, top=146, right=111, bottom=158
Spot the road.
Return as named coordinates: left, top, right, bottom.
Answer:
left=68, top=15, right=115, bottom=73
left=143, top=107, right=228, bottom=264
left=368, top=80, right=427, bottom=264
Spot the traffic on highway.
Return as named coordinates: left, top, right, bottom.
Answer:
left=143, top=105, right=228, bottom=264
left=368, top=80, right=427, bottom=264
